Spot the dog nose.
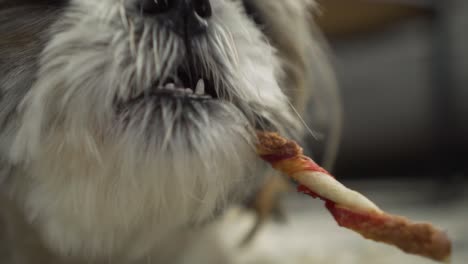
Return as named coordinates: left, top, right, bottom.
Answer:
left=139, top=0, right=212, bottom=37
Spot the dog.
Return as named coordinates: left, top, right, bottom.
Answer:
left=0, top=0, right=340, bottom=263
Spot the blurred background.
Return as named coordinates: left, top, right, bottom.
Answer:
left=310, top=0, right=468, bottom=188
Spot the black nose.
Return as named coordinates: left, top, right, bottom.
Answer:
left=139, top=0, right=212, bottom=37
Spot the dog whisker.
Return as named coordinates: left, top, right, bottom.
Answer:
left=287, top=100, right=322, bottom=140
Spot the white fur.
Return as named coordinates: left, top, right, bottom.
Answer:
left=6, top=0, right=303, bottom=261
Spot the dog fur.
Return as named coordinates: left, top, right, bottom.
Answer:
left=0, top=0, right=338, bottom=263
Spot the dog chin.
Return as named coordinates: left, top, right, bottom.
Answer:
left=2, top=0, right=306, bottom=261
left=8, top=36, right=281, bottom=263
left=13, top=112, right=265, bottom=260
left=9, top=63, right=287, bottom=260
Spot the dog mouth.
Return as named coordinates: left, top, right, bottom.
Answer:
left=124, top=63, right=218, bottom=107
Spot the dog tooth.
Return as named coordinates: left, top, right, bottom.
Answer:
left=165, top=83, right=175, bottom=90
left=176, top=88, right=185, bottom=93
left=195, top=79, right=205, bottom=95
left=185, top=88, right=193, bottom=94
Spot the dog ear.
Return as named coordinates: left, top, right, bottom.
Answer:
left=301, top=4, right=343, bottom=170
left=245, top=0, right=342, bottom=169
left=242, top=0, right=316, bottom=109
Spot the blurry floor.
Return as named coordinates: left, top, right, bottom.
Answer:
left=2, top=180, right=466, bottom=264
left=214, top=180, right=468, bottom=264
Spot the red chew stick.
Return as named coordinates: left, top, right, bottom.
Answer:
left=256, top=131, right=452, bottom=262
left=298, top=184, right=451, bottom=262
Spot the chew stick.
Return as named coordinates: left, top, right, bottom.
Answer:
left=256, top=131, right=451, bottom=262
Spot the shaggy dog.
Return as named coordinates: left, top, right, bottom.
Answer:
left=0, top=0, right=339, bottom=263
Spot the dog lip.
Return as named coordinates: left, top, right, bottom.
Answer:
left=156, top=64, right=218, bottom=98
left=155, top=82, right=213, bottom=99
left=124, top=82, right=214, bottom=105
left=153, top=77, right=213, bottom=99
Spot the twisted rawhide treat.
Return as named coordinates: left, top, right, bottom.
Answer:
left=256, top=132, right=452, bottom=262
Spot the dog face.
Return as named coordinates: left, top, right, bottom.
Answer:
left=0, top=0, right=326, bottom=261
